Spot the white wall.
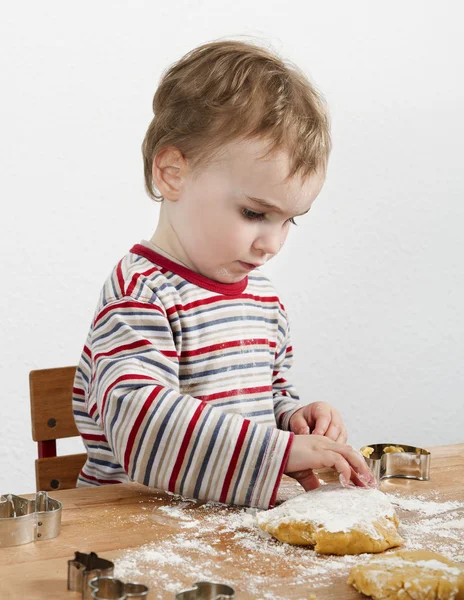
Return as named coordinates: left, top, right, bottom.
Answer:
left=1, top=1, right=462, bottom=493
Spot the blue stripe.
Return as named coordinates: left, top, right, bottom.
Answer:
left=241, top=409, right=274, bottom=418
left=143, top=392, right=185, bottom=485
left=179, top=347, right=270, bottom=367
left=181, top=300, right=279, bottom=320
left=131, top=387, right=166, bottom=478
left=179, top=408, right=213, bottom=496
left=245, top=428, right=271, bottom=505
left=94, top=311, right=170, bottom=334
left=98, top=353, right=177, bottom=381
left=193, top=414, right=226, bottom=498
left=181, top=315, right=278, bottom=333
left=88, top=457, right=122, bottom=469
left=210, top=396, right=270, bottom=409
left=73, top=410, right=88, bottom=417
left=179, top=360, right=268, bottom=381
left=231, top=423, right=256, bottom=503
left=76, top=365, right=89, bottom=384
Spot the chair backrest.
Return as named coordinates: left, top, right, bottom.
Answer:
left=29, top=366, right=87, bottom=491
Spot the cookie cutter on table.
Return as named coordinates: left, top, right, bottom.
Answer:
left=361, top=443, right=431, bottom=484
left=68, top=551, right=114, bottom=598
left=174, top=581, right=236, bottom=600
left=68, top=552, right=149, bottom=600
left=88, top=575, right=149, bottom=599
left=0, top=491, right=62, bottom=547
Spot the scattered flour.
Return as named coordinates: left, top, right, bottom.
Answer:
left=112, top=488, right=464, bottom=600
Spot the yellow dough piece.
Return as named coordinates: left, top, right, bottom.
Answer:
left=361, top=446, right=375, bottom=458
left=348, top=550, right=464, bottom=600
left=383, top=446, right=405, bottom=454
left=256, top=485, right=404, bottom=555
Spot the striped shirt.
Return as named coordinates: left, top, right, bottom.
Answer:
left=73, top=242, right=300, bottom=508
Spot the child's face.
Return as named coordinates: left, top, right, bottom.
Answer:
left=159, top=138, right=325, bottom=283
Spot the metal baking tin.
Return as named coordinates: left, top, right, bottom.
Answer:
left=0, top=491, right=62, bottom=547
left=174, top=581, right=236, bottom=600
left=362, top=443, right=431, bottom=484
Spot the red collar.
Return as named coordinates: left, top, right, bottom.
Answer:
left=130, top=244, right=249, bottom=296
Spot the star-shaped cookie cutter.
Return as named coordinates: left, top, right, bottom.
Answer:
left=174, top=581, right=235, bottom=600
left=0, top=491, right=62, bottom=547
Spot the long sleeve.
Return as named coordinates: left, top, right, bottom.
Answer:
left=82, top=295, right=293, bottom=509
left=272, top=316, right=302, bottom=431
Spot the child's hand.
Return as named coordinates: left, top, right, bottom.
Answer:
left=284, top=434, right=375, bottom=491
left=289, top=402, right=347, bottom=443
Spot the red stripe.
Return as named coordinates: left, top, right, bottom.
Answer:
left=126, top=266, right=159, bottom=297
left=73, top=386, right=85, bottom=396
left=219, top=420, right=250, bottom=503
left=172, top=293, right=280, bottom=313
left=81, top=433, right=108, bottom=442
left=269, top=433, right=294, bottom=508
left=181, top=339, right=274, bottom=358
left=94, top=300, right=165, bottom=326
left=80, top=470, right=123, bottom=485
left=168, top=402, right=208, bottom=492
left=101, top=374, right=157, bottom=423
left=116, top=259, right=125, bottom=295
left=123, top=385, right=163, bottom=472
left=83, top=345, right=92, bottom=359
left=197, top=385, right=272, bottom=402
left=94, top=339, right=177, bottom=361
left=93, top=339, right=151, bottom=361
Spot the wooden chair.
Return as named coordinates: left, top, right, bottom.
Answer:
left=29, top=366, right=87, bottom=491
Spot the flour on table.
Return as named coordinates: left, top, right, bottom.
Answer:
left=112, top=489, right=464, bottom=600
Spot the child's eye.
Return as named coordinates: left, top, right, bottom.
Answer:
left=288, top=217, right=297, bottom=226
left=242, top=208, right=265, bottom=221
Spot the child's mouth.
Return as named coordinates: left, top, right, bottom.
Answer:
left=238, top=261, right=258, bottom=271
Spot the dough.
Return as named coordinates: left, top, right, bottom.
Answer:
left=360, top=445, right=405, bottom=458
left=348, top=550, right=464, bottom=600
left=383, top=446, right=405, bottom=454
left=256, top=485, right=404, bottom=555
left=361, top=446, right=375, bottom=457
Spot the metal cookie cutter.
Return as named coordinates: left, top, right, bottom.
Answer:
left=89, top=576, right=149, bottom=599
left=0, top=491, right=62, bottom=547
left=68, top=551, right=115, bottom=598
left=174, top=581, right=235, bottom=600
left=361, top=443, right=431, bottom=484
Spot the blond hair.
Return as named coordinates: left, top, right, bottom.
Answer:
left=142, top=39, right=331, bottom=200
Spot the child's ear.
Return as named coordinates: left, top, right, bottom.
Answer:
left=152, top=146, right=188, bottom=201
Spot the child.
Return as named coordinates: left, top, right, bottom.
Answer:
left=73, top=39, right=375, bottom=509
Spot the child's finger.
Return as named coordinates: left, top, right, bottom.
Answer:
left=336, top=428, right=348, bottom=444
left=331, top=453, right=352, bottom=484
left=324, top=422, right=340, bottom=441
left=290, top=469, right=321, bottom=492
left=337, top=444, right=375, bottom=483
left=290, top=410, right=310, bottom=434
left=310, top=414, right=331, bottom=436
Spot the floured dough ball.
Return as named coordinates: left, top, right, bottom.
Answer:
left=361, top=446, right=375, bottom=458
left=383, top=446, right=405, bottom=454
left=348, top=550, right=464, bottom=600
left=256, top=485, right=403, bottom=555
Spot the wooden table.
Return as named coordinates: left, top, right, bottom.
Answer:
left=1, top=444, right=463, bottom=599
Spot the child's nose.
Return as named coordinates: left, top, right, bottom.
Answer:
left=253, top=228, right=284, bottom=256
